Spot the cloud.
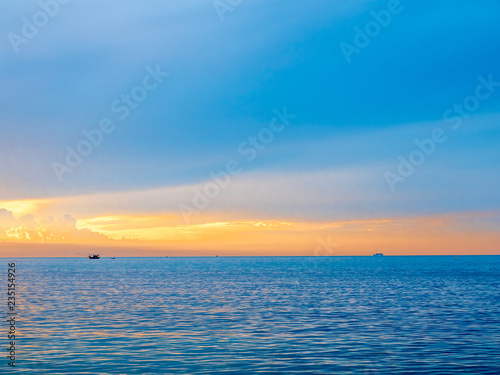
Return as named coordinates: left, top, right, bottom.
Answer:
left=0, top=209, right=19, bottom=233
left=0, top=209, right=110, bottom=243
left=1, top=0, right=500, bottom=204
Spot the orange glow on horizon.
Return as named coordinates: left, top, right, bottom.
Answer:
left=1, top=210, right=499, bottom=257
left=1, top=196, right=499, bottom=256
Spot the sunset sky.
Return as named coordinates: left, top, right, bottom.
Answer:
left=1, top=0, right=500, bottom=256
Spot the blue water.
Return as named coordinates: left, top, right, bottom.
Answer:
left=2, top=256, right=500, bottom=374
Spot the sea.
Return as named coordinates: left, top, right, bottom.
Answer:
left=2, top=256, right=500, bottom=374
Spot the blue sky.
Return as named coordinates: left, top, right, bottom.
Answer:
left=1, top=0, right=500, bottom=223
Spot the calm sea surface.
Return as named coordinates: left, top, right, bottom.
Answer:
left=2, top=256, right=500, bottom=374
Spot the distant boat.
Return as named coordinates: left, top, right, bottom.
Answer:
left=88, top=254, right=100, bottom=259
left=111, top=257, right=116, bottom=259
left=373, top=253, right=384, bottom=257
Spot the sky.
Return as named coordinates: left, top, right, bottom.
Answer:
left=1, top=0, right=500, bottom=256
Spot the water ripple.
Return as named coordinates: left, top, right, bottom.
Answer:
left=2, top=256, right=500, bottom=374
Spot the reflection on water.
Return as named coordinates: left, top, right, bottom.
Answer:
left=3, top=256, right=500, bottom=374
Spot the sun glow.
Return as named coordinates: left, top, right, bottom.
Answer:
left=0, top=199, right=51, bottom=217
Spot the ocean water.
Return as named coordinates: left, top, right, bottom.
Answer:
left=2, top=256, right=500, bottom=374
